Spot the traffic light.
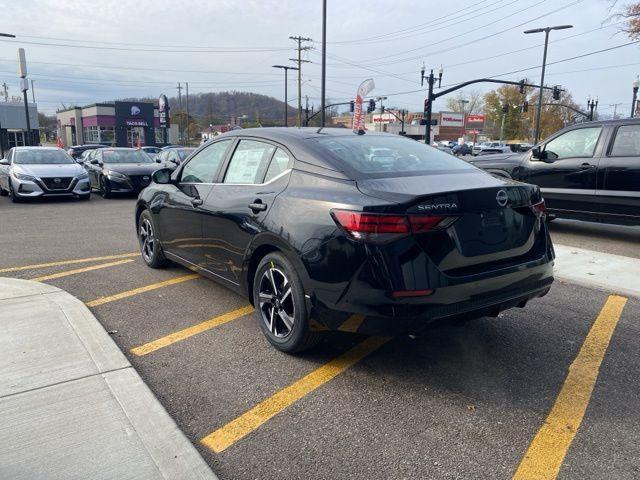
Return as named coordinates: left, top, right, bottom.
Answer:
left=423, top=98, right=430, bottom=114
left=552, top=86, right=561, bottom=101
left=349, top=100, right=354, bottom=113
left=380, top=105, right=385, bottom=113
left=519, top=79, right=526, bottom=94
left=367, top=99, right=376, bottom=113
left=522, top=101, right=529, bottom=113
left=502, top=103, right=509, bottom=113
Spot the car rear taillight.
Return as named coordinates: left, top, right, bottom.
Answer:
left=331, top=210, right=456, bottom=243
left=531, top=199, right=547, bottom=218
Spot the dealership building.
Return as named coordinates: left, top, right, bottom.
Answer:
left=0, top=101, right=39, bottom=156
left=56, top=101, right=178, bottom=148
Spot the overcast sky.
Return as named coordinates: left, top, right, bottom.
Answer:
left=0, top=0, right=637, bottom=117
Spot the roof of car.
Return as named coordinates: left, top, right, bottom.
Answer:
left=13, top=146, right=64, bottom=151
left=565, top=117, right=640, bottom=127
left=218, top=127, right=391, bottom=141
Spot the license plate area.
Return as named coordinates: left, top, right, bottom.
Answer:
left=480, top=210, right=506, bottom=228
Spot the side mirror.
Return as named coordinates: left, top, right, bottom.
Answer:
left=90, top=159, right=99, bottom=165
left=155, top=157, right=162, bottom=163
left=0, top=158, right=9, bottom=166
left=152, top=168, right=173, bottom=185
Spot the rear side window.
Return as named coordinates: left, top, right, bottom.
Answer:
left=544, top=127, right=601, bottom=160
left=224, top=140, right=275, bottom=184
left=263, top=148, right=291, bottom=183
left=181, top=140, right=231, bottom=183
left=313, top=136, right=474, bottom=178
left=610, top=125, right=640, bottom=157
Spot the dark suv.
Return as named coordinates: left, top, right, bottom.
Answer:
left=469, top=118, right=640, bottom=226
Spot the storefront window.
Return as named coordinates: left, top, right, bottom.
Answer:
left=100, top=127, right=115, bottom=145
left=83, top=126, right=100, bottom=143
left=155, top=128, right=165, bottom=144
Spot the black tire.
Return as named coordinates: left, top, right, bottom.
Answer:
left=9, top=182, right=22, bottom=203
left=99, top=176, right=111, bottom=198
left=253, top=252, right=320, bottom=353
left=137, top=209, right=169, bottom=268
left=0, top=186, right=7, bottom=196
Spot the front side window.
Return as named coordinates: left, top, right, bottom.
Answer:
left=610, top=125, right=640, bottom=157
left=223, top=140, right=275, bottom=184
left=181, top=140, right=231, bottom=183
left=544, top=127, right=601, bottom=160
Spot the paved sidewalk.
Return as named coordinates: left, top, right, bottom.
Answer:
left=554, top=244, right=640, bottom=298
left=0, top=278, right=218, bottom=480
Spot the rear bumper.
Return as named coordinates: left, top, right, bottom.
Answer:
left=310, top=259, right=554, bottom=335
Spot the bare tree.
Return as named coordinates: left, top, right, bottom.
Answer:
left=608, top=1, right=640, bottom=38
left=444, top=90, right=484, bottom=114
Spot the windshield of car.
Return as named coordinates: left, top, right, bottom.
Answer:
left=177, top=148, right=195, bottom=160
left=313, top=136, right=475, bottom=178
left=102, top=150, right=153, bottom=164
left=14, top=150, right=75, bottom=165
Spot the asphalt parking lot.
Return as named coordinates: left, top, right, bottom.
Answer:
left=1, top=194, right=639, bottom=480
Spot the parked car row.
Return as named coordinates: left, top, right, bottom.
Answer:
left=0, top=146, right=170, bottom=202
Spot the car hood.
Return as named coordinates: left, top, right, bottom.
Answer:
left=103, top=163, right=159, bottom=175
left=14, top=163, right=84, bottom=177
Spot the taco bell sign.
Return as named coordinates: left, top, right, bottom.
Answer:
left=159, top=94, right=170, bottom=128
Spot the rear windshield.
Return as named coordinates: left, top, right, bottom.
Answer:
left=14, top=150, right=74, bottom=165
left=102, top=150, right=153, bottom=164
left=313, top=136, right=475, bottom=178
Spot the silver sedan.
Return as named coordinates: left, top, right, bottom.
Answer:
left=0, top=147, right=91, bottom=202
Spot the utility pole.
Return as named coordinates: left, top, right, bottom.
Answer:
left=421, top=64, right=443, bottom=144
left=632, top=76, right=639, bottom=118
left=289, top=35, right=312, bottom=128
left=185, top=82, right=190, bottom=145
left=320, top=0, right=327, bottom=128
left=2, top=82, right=8, bottom=102
left=176, top=82, right=183, bottom=143
left=30, top=79, right=35, bottom=104
left=305, top=96, right=309, bottom=126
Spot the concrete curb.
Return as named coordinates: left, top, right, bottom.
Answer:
left=0, top=277, right=217, bottom=480
left=554, top=244, right=640, bottom=299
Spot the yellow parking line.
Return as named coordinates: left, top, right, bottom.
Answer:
left=31, top=259, right=135, bottom=282
left=0, top=252, right=139, bottom=273
left=201, top=335, right=390, bottom=453
left=131, top=305, right=254, bottom=356
left=85, top=273, right=200, bottom=307
left=338, top=314, right=365, bottom=333
left=512, top=295, right=628, bottom=480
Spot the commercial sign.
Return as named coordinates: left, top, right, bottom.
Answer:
left=158, top=94, right=170, bottom=128
left=439, top=112, right=464, bottom=128
left=465, top=114, right=485, bottom=130
left=371, top=113, right=396, bottom=124
left=352, top=78, right=375, bottom=132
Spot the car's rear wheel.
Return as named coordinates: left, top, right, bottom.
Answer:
left=0, top=186, right=7, bottom=196
left=253, top=252, right=320, bottom=353
left=138, top=210, right=168, bottom=268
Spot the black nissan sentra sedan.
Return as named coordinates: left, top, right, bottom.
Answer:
left=84, top=147, right=158, bottom=197
left=136, top=128, right=554, bottom=353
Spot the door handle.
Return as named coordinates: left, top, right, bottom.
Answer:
left=580, top=163, right=594, bottom=170
left=248, top=200, right=268, bottom=212
left=191, top=197, right=203, bottom=207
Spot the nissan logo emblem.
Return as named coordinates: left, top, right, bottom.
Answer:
left=496, top=189, right=508, bottom=207
left=53, top=178, right=61, bottom=183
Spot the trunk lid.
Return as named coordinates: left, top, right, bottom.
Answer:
left=356, top=171, right=544, bottom=275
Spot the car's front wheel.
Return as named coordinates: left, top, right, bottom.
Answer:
left=99, top=176, right=111, bottom=198
left=138, top=210, right=168, bottom=268
left=253, top=252, right=320, bottom=353
left=9, top=182, right=22, bottom=203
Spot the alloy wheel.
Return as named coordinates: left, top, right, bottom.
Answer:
left=258, top=267, right=295, bottom=338
left=139, top=218, right=155, bottom=263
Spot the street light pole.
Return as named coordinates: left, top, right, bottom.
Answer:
left=632, top=76, right=639, bottom=118
left=375, top=96, right=387, bottom=132
left=273, top=65, right=299, bottom=127
left=0, top=33, right=16, bottom=38
left=320, top=0, right=327, bottom=128
left=525, top=24, right=572, bottom=145
left=587, top=96, right=598, bottom=121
